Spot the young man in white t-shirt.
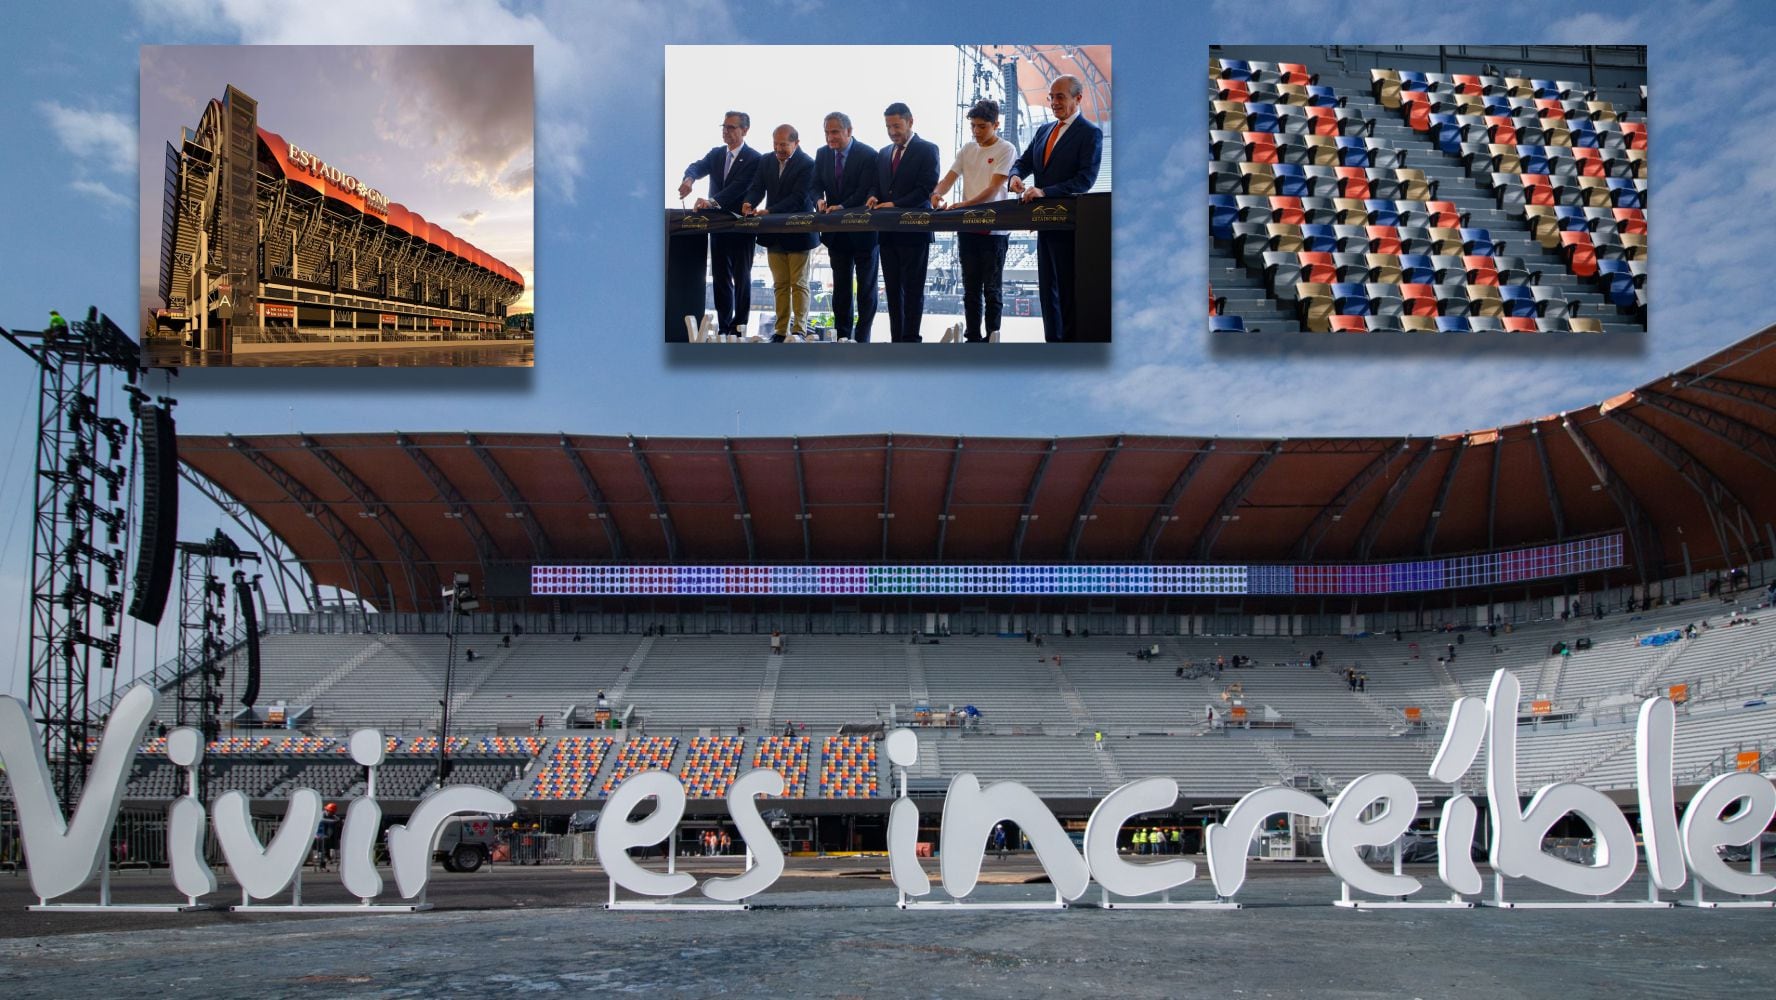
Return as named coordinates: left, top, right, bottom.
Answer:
left=933, top=99, right=1011, bottom=342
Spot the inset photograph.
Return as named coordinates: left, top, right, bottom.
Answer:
left=1210, top=45, right=1646, bottom=337
left=141, top=45, right=535, bottom=367
left=665, top=45, right=1111, bottom=345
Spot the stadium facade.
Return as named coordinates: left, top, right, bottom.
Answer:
left=152, top=85, right=526, bottom=353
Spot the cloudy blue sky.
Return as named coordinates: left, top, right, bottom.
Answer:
left=0, top=0, right=1771, bottom=697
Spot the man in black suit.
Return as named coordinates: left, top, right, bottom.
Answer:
left=679, top=111, right=763, bottom=338
left=813, top=112, right=879, bottom=342
left=867, top=102, right=940, bottom=343
left=743, top=124, right=821, bottom=341
left=1010, top=76, right=1103, bottom=342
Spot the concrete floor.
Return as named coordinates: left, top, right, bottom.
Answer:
left=0, top=856, right=1768, bottom=997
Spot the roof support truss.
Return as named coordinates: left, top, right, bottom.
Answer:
left=1606, top=410, right=1759, bottom=567
left=934, top=439, right=963, bottom=563
left=466, top=433, right=553, bottom=561
left=1066, top=436, right=1122, bottom=562
left=1141, top=446, right=1212, bottom=563
left=396, top=433, right=495, bottom=586
left=1421, top=440, right=1467, bottom=555
left=627, top=435, right=679, bottom=562
left=725, top=438, right=756, bottom=563
left=1561, top=419, right=1660, bottom=582
left=227, top=434, right=383, bottom=608
left=302, top=434, right=437, bottom=612
left=1356, top=441, right=1435, bottom=560
left=1487, top=439, right=1501, bottom=550
left=559, top=437, right=625, bottom=561
left=1196, top=443, right=1280, bottom=561
left=1009, top=440, right=1057, bottom=563
left=178, top=464, right=311, bottom=613
left=792, top=437, right=812, bottom=564
left=880, top=435, right=894, bottom=562
left=1292, top=444, right=1401, bottom=561
left=1638, top=392, right=1776, bottom=474
left=1531, top=428, right=1566, bottom=541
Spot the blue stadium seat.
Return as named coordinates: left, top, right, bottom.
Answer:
left=1459, top=228, right=1500, bottom=257
left=1331, top=283, right=1371, bottom=316
left=1305, top=85, right=1340, bottom=107
left=1272, top=164, right=1311, bottom=197
left=1398, top=254, right=1436, bottom=285
left=1427, top=114, right=1462, bottom=154
left=1299, top=224, right=1338, bottom=253
left=1209, top=195, right=1238, bottom=240
left=1248, top=103, right=1282, bottom=133
left=1497, top=285, right=1537, bottom=318
left=1362, top=199, right=1400, bottom=228
left=1596, top=259, right=1637, bottom=308
left=1219, top=60, right=1253, bottom=82
left=1435, top=316, right=1472, bottom=333
left=1399, top=71, right=1428, bottom=91
left=1607, top=178, right=1643, bottom=209
left=1210, top=315, right=1247, bottom=332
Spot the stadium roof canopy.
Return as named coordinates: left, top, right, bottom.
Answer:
left=977, top=45, right=1112, bottom=125
left=181, top=325, right=1776, bottom=612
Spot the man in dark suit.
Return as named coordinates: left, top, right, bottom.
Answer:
left=1010, top=76, right=1103, bottom=342
left=867, top=102, right=940, bottom=343
left=679, top=111, right=763, bottom=338
left=743, top=124, right=821, bottom=341
left=813, top=112, right=879, bottom=342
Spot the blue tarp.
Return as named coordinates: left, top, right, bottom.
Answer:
left=1639, top=629, right=1683, bottom=647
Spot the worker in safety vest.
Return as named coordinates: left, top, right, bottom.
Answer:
left=1132, top=828, right=1145, bottom=854
left=46, top=310, right=68, bottom=341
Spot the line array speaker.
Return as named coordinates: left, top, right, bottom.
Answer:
left=127, top=405, right=178, bottom=623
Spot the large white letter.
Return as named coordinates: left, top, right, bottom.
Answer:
left=385, top=784, right=514, bottom=900
left=165, top=727, right=216, bottom=900
left=701, top=768, right=786, bottom=903
left=0, top=686, right=154, bottom=901
left=1083, top=777, right=1197, bottom=898
left=214, top=788, right=321, bottom=900
left=1205, top=785, right=1328, bottom=899
left=1636, top=697, right=1686, bottom=892
left=938, top=773, right=1090, bottom=901
left=884, top=730, right=931, bottom=898
left=1680, top=772, right=1776, bottom=898
left=1324, top=772, right=1421, bottom=898
left=594, top=770, right=696, bottom=899
left=1429, top=696, right=1485, bottom=896
left=339, top=730, right=386, bottom=901
left=1485, top=670, right=1636, bottom=896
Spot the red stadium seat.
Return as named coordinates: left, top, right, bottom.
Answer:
left=1304, top=106, right=1340, bottom=136
left=1400, top=283, right=1437, bottom=316
left=1463, top=255, right=1500, bottom=286
left=1334, top=167, right=1371, bottom=199
left=1329, top=315, right=1368, bottom=332
left=1400, top=91, right=1432, bottom=131
left=1298, top=251, right=1337, bottom=284
left=1269, top=196, right=1306, bottom=225
left=1559, top=231, right=1598, bottom=277
left=1425, top=201, right=1463, bottom=229
left=1612, top=208, right=1647, bottom=236
left=1244, top=131, right=1279, bottom=163
left=1484, top=116, right=1518, bottom=145
left=1502, top=317, right=1540, bottom=332
left=1365, top=225, right=1402, bottom=255
left=1572, top=147, right=1607, bottom=177
left=1521, top=174, right=1555, bottom=206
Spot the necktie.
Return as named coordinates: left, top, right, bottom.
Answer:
left=723, top=150, right=734, bottom=183
left=1043, top=121, right=1064, bottom=166
left=892, top=145, right=903, bottom=173
left=836, top=149, right=845, bottom=185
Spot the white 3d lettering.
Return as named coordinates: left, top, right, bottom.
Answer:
left=3, top=669, right=1772, bottom=912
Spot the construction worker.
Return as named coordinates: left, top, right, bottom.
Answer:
left=1132, top=827, right=1145, bottom=855
left=46, top=309, right=68, bottom=341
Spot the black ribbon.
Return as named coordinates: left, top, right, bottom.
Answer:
left=668, top=196, right=1087, bottom=235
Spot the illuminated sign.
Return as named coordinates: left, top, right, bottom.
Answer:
left=286, top=142, right=390, bottom=215
left=531, top=535, right=1622, bottom=597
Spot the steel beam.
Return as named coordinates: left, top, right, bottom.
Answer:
left=559, top=436, right=625, bottom=561
left=934, top=438, right=963, bottom=562
left=303, top=434, right=437, bottom=611
left=725, top=438, right=756, bottom=563
left=1291, top=444, right=1402, bottom=561
left=1355, top=440, right=1435, bottom=560
left=466, top=432, right=553, bottom=560
left=226, top=434, right=381, bottom=606
left=792, top=437, right=812, bottom=564
left=1606, top=409, right=1757, bottom=567
left=395, top=432, right=495, bottom=584
left=1638, top=391, right=1776, bottom=474
left=1140, top=446, right=1212, bottom=563
left=628, top=435, right=679, bottom=562
left=1195, top=442, right=1279, bottom=561
left=880, top=435, right=895, bottom=562
left=1531, top=428, right=1566, bottom=541
left=177, top=464, right=310, bottom=613
left=1487, top=437, right=1501, bottom=550
left=1009, top=439, right=1057, bottom=563
left=1561, top=419, right=1661, bottom=582
left=1066, top=436, right=1122, bottom=562
left=1421, top=440, right=1467, bottom=555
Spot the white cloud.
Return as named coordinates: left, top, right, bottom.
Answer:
left=69, top=178, right=133, bottom=210
left=39, top=103, right=136, bottom=175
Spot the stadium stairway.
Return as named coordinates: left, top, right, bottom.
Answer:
left=1212, top=57, right=1647, bottom=335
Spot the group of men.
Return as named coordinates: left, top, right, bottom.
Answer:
left=677, top=75, right=1101, bottom=343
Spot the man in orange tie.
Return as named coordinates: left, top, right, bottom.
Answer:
left=1009, top=75, right=1103, bottom=342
